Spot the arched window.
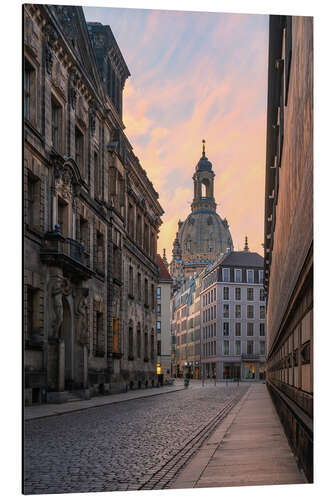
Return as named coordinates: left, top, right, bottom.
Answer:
left=201, top=178, right=210, bottom=198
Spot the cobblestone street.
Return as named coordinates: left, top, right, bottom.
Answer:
left=24, top=382, right=248, bottom=494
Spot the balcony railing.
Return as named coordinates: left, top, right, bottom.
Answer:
left=41, top=230, right=93, bottom=279
left=241, top=353, right=261, bottom=360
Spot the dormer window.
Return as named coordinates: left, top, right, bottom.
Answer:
left=235, top=269, right=242, bottom=283
left=222, top=267, right=230, bottom=282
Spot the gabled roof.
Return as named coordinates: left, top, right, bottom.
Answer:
left=221, top=251, right=264, bottom=268
left=157, top=254, right=172, bottom=282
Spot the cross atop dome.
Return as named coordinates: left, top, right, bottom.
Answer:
left=202, top=139, right=206, bottom=156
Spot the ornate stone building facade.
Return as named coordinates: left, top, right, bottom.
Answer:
left=169, top=141, right=233, bottom=289
left=264, top=15, right=313, bottom=481
left=24, top=5, right=163, bottom=405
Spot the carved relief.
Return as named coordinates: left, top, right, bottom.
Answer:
left=89, top=99, right=98, bottom=135
left=45, top=45, right=54, bottom=74
left=77, top=96, right=88, bottom=125
left=70, top=87, right=77, bottom=110
left=25, top=15, right=40, bottom=55
left=52, top=61, right=66, bottom=95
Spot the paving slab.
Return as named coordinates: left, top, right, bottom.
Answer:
left=172, top=383, right=307, bottom=490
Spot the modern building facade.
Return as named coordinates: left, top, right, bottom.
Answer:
left=171, top=273, right=202, bottom=378
left=156, top=254, right=173, bottom=383
left=24, top=4, right=163, bottom=405
left=170, top=242, right=265, bottom=381
left=169, top=141, right=233, bottom=289
left=201, top=245, right=266, bottom=381
left=264, top=15, right=313, bottom=482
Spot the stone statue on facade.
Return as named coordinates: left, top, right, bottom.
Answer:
left=50, top=277, right=71, bottom=339
left=76, top=288, right=89, bottom=348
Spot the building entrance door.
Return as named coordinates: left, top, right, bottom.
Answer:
left=244, top=363, right=255, bottom=379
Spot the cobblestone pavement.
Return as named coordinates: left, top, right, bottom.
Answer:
left=24, top=382, right=249, bottom=494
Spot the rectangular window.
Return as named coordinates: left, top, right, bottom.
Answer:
left=247, top=269, right=254, bottom=283
left=151, top=284, right=155, bottom=309
left=260, top=341, right=266, bottom=356
left=75, top=126, right=84, bottom=174
left=259, top=270, right=264, bottom=284
left=223, top=287, right=229, bottom=300
left=51, top=97, right=61, bottom=152
left=235, top=269, right=242, bottom=283
left=78, top=217, right=89, bottom=251
left=214, top=305, right=216, bottom=319
left=222, top=267, right=230, bottom=282
left=235, top=322, right=241, bottom=336
left=94, top=311, right=104, bottom=356
left=150, top=333, right=155, bottom=361
left=94, top=152, right=100, bottom=199
left=223, top=322, right=229, bottom=336
left=214, top=288, right=216, bottom=301
left=260, top=288, right=265, bottom=301
left=128, top=202, right=134, bottom=238
left=235, top=287, right=241, bottom=300
left=247, top=288, right=254, bottom=301
left=24, top=59, right=35, bottom=121
left=157, top=340, right=161, bottom=356
left=260, top=305, right=266, bottom=319
left=224, top=340, right=229, bottom=355
left=235, top=304, right=241, bottom=319
left=260, top=323, right=265, bottom=336
left=247, top=340, right=254, bottom=355
left=157, top=287, right=161, bottom=298
left=223, top=304, right=229, bottom=318
left=96, top=231, right=104, bottom=273
left=137, top=272, right=141, bottom=300
left=247, top=323, right=254, bottom=336
left=213, top=322, right=216, bottom=336
left=144, top=222, right=149, bottom=253
left=128, top=266, right=134, bottom=297
left=57, top=197, right=68, bottom=236
left=247, top=305, right=254, bottom=319
left=113, top=242, right=121, bottom=282
left=112, top=317, right=119, bottom=353
left=27, top=173, right=40, bottom=230
left=144, top=278, right=148, bottom=306
left=235, top=340, right=241, bottom=355
left=156, top=321, right=161, bottom=332
left=26, top=285, right=39, bottom=339
left=136, top=213, right=142, bottom=245
left=157, top=303, right=161, bottom=314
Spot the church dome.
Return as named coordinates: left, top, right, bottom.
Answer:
left=195, top=139, right=212, bottom=171
left=196, top=152, right=212, bottom=172
left=179, top=211, right=233, bottom=262
left=170, top=139, right=234, bottom=284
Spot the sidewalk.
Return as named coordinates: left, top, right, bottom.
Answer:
left=172, top=383, right=307, bottom=489
left=24, top=383, right=184, bottom=421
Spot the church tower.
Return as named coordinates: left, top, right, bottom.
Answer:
left=169, top=139, right=234, bottom=284
left=191, top=139, right=217, bottom=213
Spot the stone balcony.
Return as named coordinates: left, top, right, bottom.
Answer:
left=40, top=230, right=94, bottom=280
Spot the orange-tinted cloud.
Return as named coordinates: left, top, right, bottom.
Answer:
left=84, top=7, right=269, bottom=262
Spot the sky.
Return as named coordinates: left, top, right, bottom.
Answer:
left=84, top=6, right=269, bottom=261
